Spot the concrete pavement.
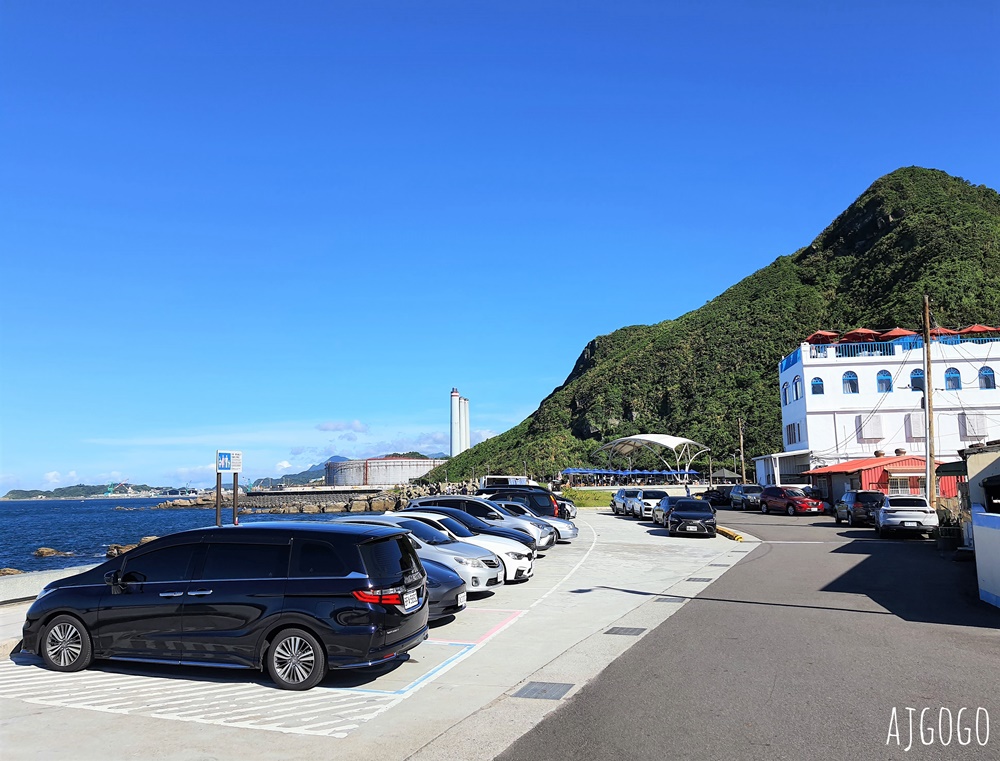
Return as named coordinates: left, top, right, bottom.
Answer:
left=1, top=511, right=751, bottom=760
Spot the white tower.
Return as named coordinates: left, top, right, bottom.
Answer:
left=459, top=396, right=470, bottom=452
left=450, top=388, right=462, bottom=457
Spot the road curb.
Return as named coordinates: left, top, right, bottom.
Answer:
left=717, top=526, right=743, bottom=542
left=0, top=637, right=21, bottom=660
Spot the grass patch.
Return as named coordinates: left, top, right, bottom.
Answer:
left=561, top=488, right=614, bottom=508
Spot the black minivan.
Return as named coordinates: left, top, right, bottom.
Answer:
left=20, top=522, right=429, bottom=690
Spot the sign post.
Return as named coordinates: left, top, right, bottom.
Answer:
left=216, top=451, right=243, bottom=526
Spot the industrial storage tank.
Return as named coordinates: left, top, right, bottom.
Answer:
left=325, top=457, right=447, bottom=487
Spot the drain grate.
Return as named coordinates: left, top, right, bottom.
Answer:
left=606, top=626, right=646, bottom=636
left=512, top=682, right=575, bottom=700
left=686, top=577, right=713, bottom=582
left=656, top=595, right=685, bottom=602
left=709, top=563, right=730, bottom=567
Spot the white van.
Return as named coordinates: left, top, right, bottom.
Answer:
left=479, top=475, right=539, bottom=489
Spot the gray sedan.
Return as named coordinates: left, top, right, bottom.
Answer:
left=492, top=500, right=578, bottom=542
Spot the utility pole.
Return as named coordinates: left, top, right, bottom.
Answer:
left=738, top=418, right=746, bottom=484
left=923, top=295, right=937, bottom=509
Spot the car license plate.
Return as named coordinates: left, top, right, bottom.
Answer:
left=403, top=589, right=418, bottom=609
left=457, top=592, right=467, bottom=608
left=903, top=521, right=917, bottom=527
left=685, top=525, right=698, bottom=532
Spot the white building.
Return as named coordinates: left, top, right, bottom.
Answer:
left=755, top=335, right=1000, bottom=485
left=325, top=457, right=448, bottom=487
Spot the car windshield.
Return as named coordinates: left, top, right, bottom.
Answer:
left=744, top=486, right=763, bottom=494
left=436, top=516, right=475, bottom=538
left=786, top=489, right=806, bottom=497
left=857, top=493, right=884, bottom=504
left=396, top=519, right=454, bottom=545
left=887, top=497, right=929, bottom=507
left=675, top=500, right=712, bottom=513
left=500, top=502, right=528, bottom=515
left=624, top=490, right=639, bottom=497
left=642, top=490, right=668, bottom=499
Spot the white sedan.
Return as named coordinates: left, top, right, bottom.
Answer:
left=401, top=510, right=535, bottom=582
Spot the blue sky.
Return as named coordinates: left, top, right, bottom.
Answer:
left=1, top=1, right=998, bottom=492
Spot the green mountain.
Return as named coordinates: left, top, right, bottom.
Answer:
left=426, top=167, right=1000, bottom=481
left=2, top=484, right=159, bottom=500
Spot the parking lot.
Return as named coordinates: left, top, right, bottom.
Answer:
left=0, top=510, right=752, bottom=760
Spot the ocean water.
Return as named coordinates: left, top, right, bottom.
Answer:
left=0, top=498, right=334, bottom=572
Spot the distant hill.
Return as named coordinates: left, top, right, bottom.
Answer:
left=424, top=167, right=1000, bottom=482
left=2, top=484, right=159, bottom=500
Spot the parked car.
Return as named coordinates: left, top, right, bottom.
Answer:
left=729, top=484, right=764, bottom=510
left=759, top=486, right=826, bottom=516
left=404, top=496, right=556, bottom=550
left=489, top=488, right=576, bottom=520
left=20, top=522, right=429, bottom=690
left=611, top=488, right=641, bottom=515
left=422, top=559, right=467, bottom=621
left=336, top=515, right=503, bottom=590
left=399, top=510, right=534, bottom=582
left=657, top=498, right=718, bottom=537
left=833, top=490, right=886, bottom=526
left=625, top=489, right=669, bottom=519
left=874, top=495, right=939, bottom=537
left=477, top=485, right=577, bottom=519
left=651, top=495, right=690, bottom=525
left=399, top=505, right=536, bottom=552
left=491, top=499, right=579, bottom=542
left=700, top=485, right=736, bottom=506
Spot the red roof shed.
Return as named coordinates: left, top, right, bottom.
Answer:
left=801, top=456, right=958, bottom=499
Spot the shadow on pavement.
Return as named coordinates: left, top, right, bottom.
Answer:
left=823, top=539, right=999, bottom=629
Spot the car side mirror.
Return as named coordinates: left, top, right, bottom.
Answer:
left=104, top=570, right=124, bottom=594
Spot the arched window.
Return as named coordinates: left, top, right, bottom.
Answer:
left=877, top=370, right=893, bottom=393
left=782, top=382, right=789, bottom=405
left=910, top=369, right=924, bottom=391
left=980, top=367, right=996, bottom=390
left=793, top=376, right=803, bottom=400
left=811, top=377, right=824, bottom=395
left=843, top=371, right=859, bottom=394
left=945, top=367, right=962, bottom=390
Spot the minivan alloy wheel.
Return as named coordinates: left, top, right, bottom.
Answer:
left=41, top=614, right=93, bottom=672
left=268, top=628, right=326, bottom=690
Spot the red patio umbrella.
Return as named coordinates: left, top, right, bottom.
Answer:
left=929, top=326, right=959, bottom=337
left=879, top=327, right=918, bottom=340
left=841, top=328, right=881, bottom=342
left=958, top=324, right=999, bottom=335
left=805, top=330, right=839, bottom=344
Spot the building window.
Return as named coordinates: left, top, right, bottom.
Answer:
left=842, top=371, right=859, bottom=394
left=856, top=414, right=883, bottom=441
left=905, top=412, right=925, bottom=441
left=811, top=377, right=824, bottom=395
left=785, top=422, right=803, bottom=445
left=782, top=382, right=789, bottom=406
left=961, top=412, right=986, bottom=440
left=793, top=376, right=803, bottom=401
left=945, top=367, right=962, bottom=390
left=888, top=477, right=910, bottom=495
left=981, top=367, right=996, bottom=390
left=910, top=369, right=924, bottom=391
left=876, top=370, right=893, bottom=393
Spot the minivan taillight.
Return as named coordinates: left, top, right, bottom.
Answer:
left=353, top=587, right=404, bottom=605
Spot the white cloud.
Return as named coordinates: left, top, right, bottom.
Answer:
left=471, top=429, right=497, bottom=445
left=316, top=420, right=369, bottom=433
left=275, top=461, right=293, bottom=471
left=44, top=471, right=61, bottom=485
left=339, top=432, right=358, bottom=442
left=65, top=470, right=78, bottom=482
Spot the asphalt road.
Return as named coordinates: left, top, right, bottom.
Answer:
left=497, top=509, right=1000, bottom=761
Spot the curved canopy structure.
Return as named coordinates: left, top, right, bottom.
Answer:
left=592, top=434, right=710, bottom=481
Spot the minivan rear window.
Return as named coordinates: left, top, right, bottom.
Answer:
left=856, top=492, right=884, bottom=504
left=360, top=536, right=419, bottom=581
left=292, top=539, right=349, bottom=578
